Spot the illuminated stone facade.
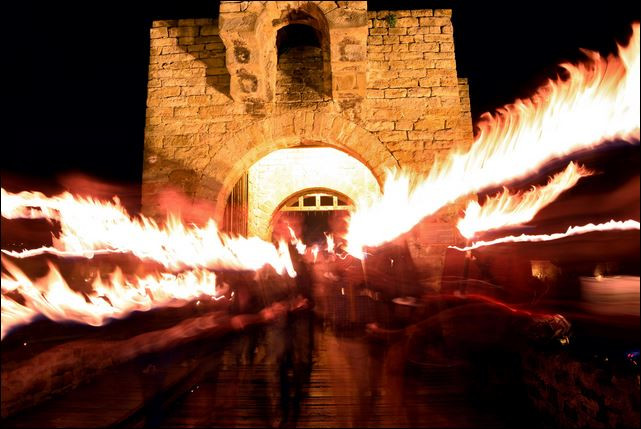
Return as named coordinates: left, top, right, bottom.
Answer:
left=142, top=1, right=474, bottom=288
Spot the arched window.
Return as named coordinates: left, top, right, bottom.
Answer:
left=276, top=24, right=331, bottom=103
left=273, top=189, right=352, bottom=245
left=280, top=190, right=352, bottom=212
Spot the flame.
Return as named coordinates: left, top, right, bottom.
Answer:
left=325, top=232, right=335, bottom=254
left=345, top=24, right=639, bottom=257
left=287, top=225, right=307, bottom=255
left=2, top=25, right=639, bottom=336
left=1, top=189, right=295, bottom=277
left=450, top=219, right=640, bottom=251
left=1, top=256, right=226, bottom=339
left=457, top=162, right=592, bottom=239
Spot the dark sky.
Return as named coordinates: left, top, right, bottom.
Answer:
left=4, top=1, right=640, bottom=188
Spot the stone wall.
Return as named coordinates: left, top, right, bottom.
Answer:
left=276, top=45, right=327, bottom=105
left=364, top=8, right=473, bottom=173
left=143, top=1, right=474, bottom=287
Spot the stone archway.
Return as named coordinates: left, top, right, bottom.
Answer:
left=195, top=111, right=399, bottom=225
left=246, top=146, right=381, bottom=239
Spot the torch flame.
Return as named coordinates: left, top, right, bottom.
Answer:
left=457, top=162, right=592, bottom=239
left=450, top=219, right=640, bottom=252
left=345, top=24, right=639, bottom=257
left=325, top=232, right=335, bottom=254
left=1, top=25, right=639, bottom=336
left=1, top=256, right=225, bottom=339
left=1, top=189, right=296, bottom=277
left=287, top=225, right=307, bottom=255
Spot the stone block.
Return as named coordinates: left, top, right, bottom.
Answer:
left=423, top=34, right=452, bottom=42
left=432, top=86, right=459, bottom=96
left=160, top=45, right=183, bottom=55
left=398, top=69, right=425, bottom=78
left=369, top=27, right=388, bottom=35
left=435, top=59, right=456, bottom=69
left=205, top=42, right=225, bottom=50
left=409, top=42, right=439, bottom=52
left=408, top=130, right=435, bottom=140
left=366, top=121, right=395, bottom=131
left=435, top=129, right=456, bottom=140
left=395, top=17, right=419, bottom=27
left=153, top=20, right=177, bottom=28
left=395, top=120, right=414, bottom=131
left=420, top=17, right=452, bottom=27
left=150, top=27, right=168, bottom=39
left=393, top=10, right=412, bottom=18
left=185, top=95, right=211, bottom=106
left=368, top=44, right=392, bottom=53
left=378, top=130, right=407, bottom=142
left=411, top=9, right=434, bottom=17
left=434, top=9, right=453, bottom=16
left=147, top=107, right=174, bottom=118
left=188, top=44, right=205, bottom=52
left=391, top=43, right=409, bottom=52
left=149, top=86, right=182, bottom=98
left=383, top=35, right=399, bottom=44
left=425, top=51, right=455, bottom=60
left=174, top=107, right=199, bottom=117
left=151, top=38, right=178, bottom=47
left=384, top=88, right=407, bottom=98
left=407, top=87, right=432, bottom=97
left=201, top=25, right=220, bottom=36
left=388, top=27, right=407, bottom=35
left=414, top=117, right=444, bottom=130
left=169, top=26, right=199, bottom=38
left=389, top=77, right=417, bottom=88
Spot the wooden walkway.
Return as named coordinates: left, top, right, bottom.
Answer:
left=3, top=325, right=533, bottom=428
left=155, top=326, right=513, bottom=428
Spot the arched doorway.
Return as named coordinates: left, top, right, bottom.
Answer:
left=222, top=145, right=381, bottom=240
left=271, top=189, right=352, bottom=246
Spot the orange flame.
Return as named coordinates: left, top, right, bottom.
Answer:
left=345, top=24, right=639, bottom=257
left=325, top=232, right=335, bottom=254
left=287, top=225, right=307, bottom=255
left=311, top=244, right=320, bottom=263
left=457, top=162, right=592, bottom=239
left=450, top=220, right=640, bottom=251
left=2, top=25, right=639, bottom=336
left=1, top=256, right=226, bottom=339
left=1, top=189, right=296, bottom=277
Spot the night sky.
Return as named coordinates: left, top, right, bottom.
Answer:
left=4, top=1, right=640, bottom=190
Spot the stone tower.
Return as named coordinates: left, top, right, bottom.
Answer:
left=142, top=1, right=473, bottom=288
